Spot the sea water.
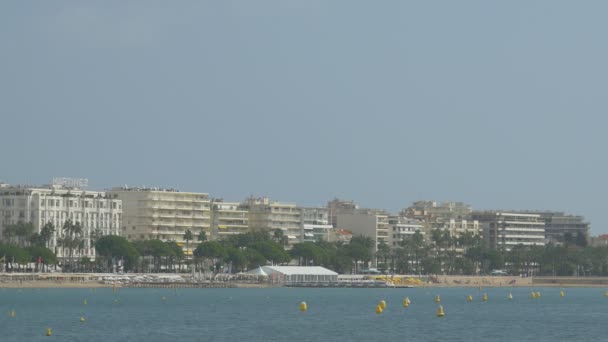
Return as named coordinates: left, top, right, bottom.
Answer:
left=0, top=287, right=605, bottom=341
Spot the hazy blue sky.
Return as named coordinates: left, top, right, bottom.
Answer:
left=2, top=1, right=607, bottom=233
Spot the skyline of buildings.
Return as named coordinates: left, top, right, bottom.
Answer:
left=0, top=178, right=593, bottom=260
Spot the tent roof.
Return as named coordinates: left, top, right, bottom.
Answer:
left=244, top=266, right=268, bottom=276
left=262, top=266, right=338, bottom=276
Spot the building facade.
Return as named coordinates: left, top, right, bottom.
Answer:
left=388, top=216, right=425, bottom=247
left=401, top=201, right=481, bottom=243
left=535, top=212, right=589, bottom=244
left=242, top=197, right=302, bottom=247
left=109, top=187, right=211, bottom=256
left=473, top=211, right=545, bottom=250
left=327, top=198, right=358, bottom=228
left=211, top=200, right=249, bottom=240
left=300, top=207, right=333, bottom=242
left=0, top=182, right=121, bottom=259
left=336, top=209, right=390, bottom=254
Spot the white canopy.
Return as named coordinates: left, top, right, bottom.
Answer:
left=244, top=266, right=268, bottom=276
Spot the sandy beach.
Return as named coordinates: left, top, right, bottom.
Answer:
left=1, top=273, right=607, bottom=288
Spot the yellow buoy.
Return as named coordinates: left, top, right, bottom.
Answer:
left=435, top=295, right=441, bottom=303
left=376, top=304, right=383, bottom=314
left=536, top=291, right=541, bottom=298
left=80, top=317, right=86, bottom=322
left=9, top=310, right=15, bottom=317
left=507, top=293, right=513, bottom=300
left=299, top=301, right=307, bottom=312
left=437, top=305, right=445, bottom=317
left=604, top=291, right=608, bottom=297
left=379, top=300, right=387, bottom=309
left=46, top=328, right=52, bottom=336
left=467, top=295, right=473, bottom=302
left=403, top=297, right=410, bottom=307
left=83, top=299, right=88, bottom=305
left=482, top=293, right=488, bottom=302
left=560, top=290, right=565, bottom=298
left=530, top=291, right=536, bottom=299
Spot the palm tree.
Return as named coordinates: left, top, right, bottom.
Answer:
left=183, top=229, right=194, bottom=265
left=62, top=219, right=84, bottom=271
left=40, top=222, right=55, bottom=248
left=197, top=229, right=207, bottom=242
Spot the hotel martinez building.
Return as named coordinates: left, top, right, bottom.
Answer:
left=108, top=187, right=212, bottom=257
left=0, top=179, right=122, bottom=259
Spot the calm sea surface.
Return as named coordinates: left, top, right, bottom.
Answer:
left=0, top=286, right=605, bottom=341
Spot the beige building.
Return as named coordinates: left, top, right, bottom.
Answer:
left=211, top=200, right=249, bottom=240
left=0, top=181, right=121, bottom=259
left=337, top=209, right=390, bottom=254
left=242, top=197, right=302, bottom=246
left=109, top=187, right=211, bottom=256
left=389, top=216, right=425, bottom=247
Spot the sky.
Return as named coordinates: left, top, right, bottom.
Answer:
left=1, top=1, right=607, bottom=233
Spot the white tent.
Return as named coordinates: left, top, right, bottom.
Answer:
left=261, top=266, right=338, bottom=283
left=244, top=266, right=268, bottom=276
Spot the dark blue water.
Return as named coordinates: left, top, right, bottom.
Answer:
left=0, top=287, right=605, bottom=341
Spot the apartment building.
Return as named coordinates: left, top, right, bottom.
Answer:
left=109, top=187, right=211, bottom=256
left=300, top=207, right=333, bottom=242
left=0, top=180, right=121, bottom=259
left=536, top=212, right=589, bottom=244
left=336, top=209, right=390, bottom=255
left=327, top=198, right=358, bottom=228
left=211, top=200, right=249, bottom=240
left=401, top=201, right=482, bottom=242
left=388, top=216, right=425, bottom=247
left=401, top=201, right=473, bottom=222
left=242, top=197, right=302, bottom=247
left=473, top=211, right=545, bottom=250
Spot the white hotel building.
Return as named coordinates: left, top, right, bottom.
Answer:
left=0, top=181, right=122, bottom=259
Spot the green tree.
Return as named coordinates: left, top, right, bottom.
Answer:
left=376, top=241, right=391, bottom=273
left=95, top=235, right=140, bottom=272
left=197, top=229, right=207, bottom=242
left=223, top=246, right=248, bottom=273
left=194, top=241, right=226, bottom=273
left=28, top=245, right=57, bottom=272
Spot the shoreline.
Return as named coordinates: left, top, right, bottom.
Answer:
left=2, top=274, right=608, bottom=289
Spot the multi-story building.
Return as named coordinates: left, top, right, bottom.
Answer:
left=473, top=211, right=545, bottom=250
left=535, top=212, right=589, bottom=244
left=242, top=197, right=302, bottom=247
left=401, top=201, right=473, bottom=222
left=211, top=200, right=249, bottom=240
left=0, top=180, right=121, bottom=259
left=401, top=201, right=481, bottom=242
left=109, top=187, right=211, bottom=257
left=300, top=207, right=333, bottom=242
left=388, top=216, right=425, bottom=247
left=327, top=198, right=358, bottom=228
left=336, top=209, right=390, bottom=257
